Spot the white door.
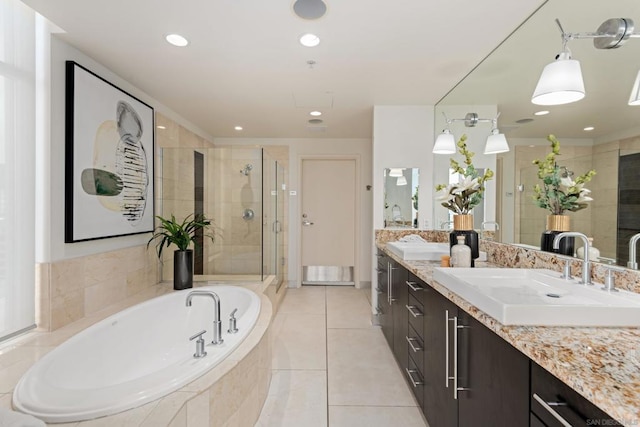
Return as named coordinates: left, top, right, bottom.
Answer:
left=301, top=159, right=356, bottom=285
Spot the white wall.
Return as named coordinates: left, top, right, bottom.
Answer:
left=373, top=106, right=436, bottom=230
left=214, top=137, right=373, bottom=286
left=42, top=35, right=215, bottom=263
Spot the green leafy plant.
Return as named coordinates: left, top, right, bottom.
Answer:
left=532, top=135, right=596, bottom=215
left=147, top=213, right=218, bottom=259
left=412, top=185, right=419, bottom=210
left=435, top=135, right=494, bottom=214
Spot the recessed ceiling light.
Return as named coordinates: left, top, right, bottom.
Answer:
left=584, top=126, right=595, bottom=131
left=309, top=119, right=323, bottom=124
left=234, top=126, right=243, bottom=131
left=299, top=33, right=320, bottom=47
left=310, top=111, right=322, bottom=117
left=157, top=125, right=166, bottom=130
left=165, top=34, right=189, bottom=47
left=515, top=118, right=534, bottom=124
left=534, top=110, right=550, bottom=116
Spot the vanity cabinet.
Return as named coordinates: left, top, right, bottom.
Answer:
left=530, top=362, right=622, bottom=426
left=385, top=262, right=531, bottom=427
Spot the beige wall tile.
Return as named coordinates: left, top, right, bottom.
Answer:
left=36, top=263, right=51, bottom=331
left=51, top=289, right=85, bottom=330
left=84, top=277, right=127, bottom=316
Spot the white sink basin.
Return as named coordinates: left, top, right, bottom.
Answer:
left=386, top=242, right=450, bottom=260
left=386, top=241, right=487, bottom=262
left=432, top=268, right=640, bottom=326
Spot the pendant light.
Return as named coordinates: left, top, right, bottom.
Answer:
left=432, top=129, right=456, bottom=154
left=629, top=70, right=640, bottom=105
left=531, top=50, right=585, bottom=106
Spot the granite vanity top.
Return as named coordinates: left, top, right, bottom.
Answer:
left=377, top=242, right=640, bottom=425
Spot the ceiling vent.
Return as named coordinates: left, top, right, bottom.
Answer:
left=293, top=0, right=327, bottom=20
left=307, top=125, right=327, bottom=133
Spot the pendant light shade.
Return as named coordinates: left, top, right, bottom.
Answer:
left=484, top=129, right=510, bottom=154
left=531, top=53, right=585, bottom=106
left=396, top=176, right=408, bottom=186
left=629, top=70, right=640, bottom=106
left=388, top=168, right=404, bottom=177
left=432, top=129, right=456, bottom=154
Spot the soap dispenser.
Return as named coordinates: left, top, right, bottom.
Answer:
left=451, top=235, right=472, bottom=268
left=576, top=237, right=600, bottom=262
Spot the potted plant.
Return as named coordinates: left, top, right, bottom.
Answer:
left=532, top=134, right=596, bottom=254
left=147, top=213, right=218, bottom=290
left=435, top=134, right=494, bottom=266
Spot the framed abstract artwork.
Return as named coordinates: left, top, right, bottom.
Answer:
left=65, top=61, right=154, bottom=242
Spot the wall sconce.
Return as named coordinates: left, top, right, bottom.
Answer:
left=532, top=18, right=638, bottom=106
left=433, top=112, right=509, bottom=155
left=388, top=168, right=404, bottom=177
left=396, top=176, right=408, bottom=186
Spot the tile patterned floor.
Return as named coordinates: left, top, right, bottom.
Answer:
left=256, top=286, right=428, bottom=427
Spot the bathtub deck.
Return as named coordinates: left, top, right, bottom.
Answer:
left=256, top=285, right=427, bottom=427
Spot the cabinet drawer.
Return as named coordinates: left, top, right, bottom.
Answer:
left=531, top=362, right=621, bottom=426
left=406, top=323, right=424, bottom=373
left=406, top=353, right=424, bottom=406
left=406, top=293, right=424, bottom=338
left=406, top=273, right=427, bottom=305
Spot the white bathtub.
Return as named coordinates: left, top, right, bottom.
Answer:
left=13, top=285, right=261, bottom=423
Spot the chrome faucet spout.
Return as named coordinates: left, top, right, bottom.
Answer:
left=628, top=233, right=640, bottom=270
left=185, top=290, right=224, bottom=345
left=553, top=232, right=591, bottom=285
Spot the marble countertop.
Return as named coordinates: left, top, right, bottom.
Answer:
left=377, top=242, right=640, bottom=425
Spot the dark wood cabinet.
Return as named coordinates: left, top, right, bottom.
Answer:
left=423, top=283, right=459, bottom=427
left=530, top=362, right=622, bottom=426
left=457, top=313, right=530, bottom=427
left=377, top=257, right=620, bottom=426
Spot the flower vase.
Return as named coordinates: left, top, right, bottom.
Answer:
left=174, top=249, right=194, bottom=290
left=449, top=214, right=479, bottom=267
left=540, top=215, right=574, bottom=256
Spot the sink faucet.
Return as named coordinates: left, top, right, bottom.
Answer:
left=185, top=290, right=224, bottom=345
left=440, top=220, right=453, bottom=230
left=628, top=233, right=640, bottom=269
left=481, top=221, right=500, bottom=231
left=553, top=232, right=591, bottom=285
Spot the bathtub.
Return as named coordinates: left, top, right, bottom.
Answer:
left=13, top=285, right=261, bottom=423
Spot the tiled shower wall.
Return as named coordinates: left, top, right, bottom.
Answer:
left=36, top=113, right=214, bottom=332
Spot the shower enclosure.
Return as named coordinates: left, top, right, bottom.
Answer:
left=159, top=146, right=286, bottom=289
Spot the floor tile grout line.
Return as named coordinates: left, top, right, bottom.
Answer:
left=325, top=286, right=330, bottom=427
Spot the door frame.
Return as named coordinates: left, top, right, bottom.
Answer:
left=297, top=154, right=361, bottom=288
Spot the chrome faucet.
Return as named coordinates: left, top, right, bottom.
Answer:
left=553, top=232, right=591, bottom=285
left=185, top=290, right=224, bottom=345
left=440, top=220, right=453, bottom=230
left=628, top=233, right=640, bottom=269
left=481, top=221, right=500, bottom=231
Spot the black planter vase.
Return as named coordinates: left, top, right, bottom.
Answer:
left=540, top=215, right=574, bottom=256
left=174, top=250, right=193, bottom=290
left=449, top=215, right=479, bottom=267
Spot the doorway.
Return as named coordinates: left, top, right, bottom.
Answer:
left=300, top=158, right=357, bottom=286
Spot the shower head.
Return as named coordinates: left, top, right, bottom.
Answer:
left=241, top=164, right=253, bottom=176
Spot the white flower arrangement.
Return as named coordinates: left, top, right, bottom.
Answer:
left=435, top=135, right=494, bottom=215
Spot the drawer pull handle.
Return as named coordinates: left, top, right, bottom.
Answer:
left=406, top=281, right=424, bottom=292
left=405, top=368, right=424, bottom=387
left=406, top=336, right=423, bottom=352
left=532, top=393, right=572, bottom=427
left=406, top=305, right=424, bottom=317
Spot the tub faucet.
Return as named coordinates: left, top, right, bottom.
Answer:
left=185, top=290, right=224, bottom=345
left=553, top=232, right=592, bottom=286
left=628, top=233, right=640, bottom=269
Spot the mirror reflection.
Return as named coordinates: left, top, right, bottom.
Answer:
left=384, top=168, right=419, bottom=228
left=435, top=0, right=640, bottom=268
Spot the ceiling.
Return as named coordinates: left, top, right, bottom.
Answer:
left=21, top=0, right=544, bottom=139
left=438, top=0, right=640, bottom=141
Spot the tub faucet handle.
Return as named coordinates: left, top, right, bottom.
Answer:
left=228, top=308, right=239, bottom=334
left=189, top=330, right=208, bottom=358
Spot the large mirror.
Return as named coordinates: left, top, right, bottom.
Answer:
left=436, top=0, right=640, bottom=267
left=384, top=168, right=419, bottom=228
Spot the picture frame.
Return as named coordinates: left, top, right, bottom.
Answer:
left=65, top=61, right=155, bottom=243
